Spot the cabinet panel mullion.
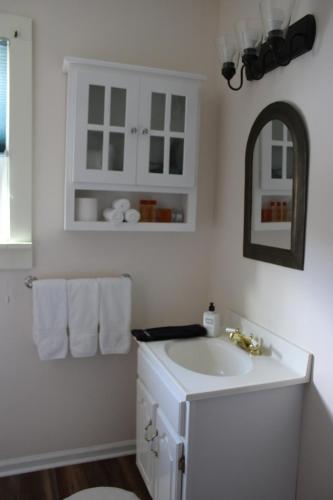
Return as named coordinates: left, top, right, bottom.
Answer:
left=164, top=94, right=171, bottom=178
left=108, top=125, right=126, bottom=134
left=102, top=85, right=111, bottom=172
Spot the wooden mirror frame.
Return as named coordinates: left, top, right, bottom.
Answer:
left=243, top=102, right=309, bottom=270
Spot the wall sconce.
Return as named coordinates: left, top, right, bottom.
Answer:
left=217, top=0, right=316, bottom=91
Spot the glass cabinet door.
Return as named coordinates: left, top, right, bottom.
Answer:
left=137, top=77, right=199, bottom=188
left=74, top=69, right=139, bottom=184
left=260, top=120, right=294, bottom=191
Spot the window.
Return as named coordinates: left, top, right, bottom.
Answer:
left=0, top=39, right=9, bottom=241
left=0, top=39, right=8, bottom=154
left=0, top=13, right=32, bottom=268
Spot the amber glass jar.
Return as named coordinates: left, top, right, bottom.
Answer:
left=140, top=199, right=157, bottom=222
left=156, top=208, right=172, bottom=223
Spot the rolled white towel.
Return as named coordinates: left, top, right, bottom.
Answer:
left=112, top=198, right=131, bottom=213
left=125, top=208, right=140, bottom=224
left=103, top=208, right=124, bottom=225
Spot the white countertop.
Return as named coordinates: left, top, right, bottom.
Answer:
left=137, top=312, right=312, bottom=401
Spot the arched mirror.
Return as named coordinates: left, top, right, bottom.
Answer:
left=243, top=102, right=309, bottom=270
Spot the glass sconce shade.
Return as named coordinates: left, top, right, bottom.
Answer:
left=216, top=33, right=239, bottom=66
left=260, top=0, right=295, bottom=38
left=236, top=19, right=262, bottom=54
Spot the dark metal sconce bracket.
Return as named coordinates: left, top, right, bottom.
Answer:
left=245, top=14, right=316, bottom=81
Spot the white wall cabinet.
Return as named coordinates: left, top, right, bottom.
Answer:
left=252, top=124, right=292, bottom=232
left=63, top=58, right=205, bottom=231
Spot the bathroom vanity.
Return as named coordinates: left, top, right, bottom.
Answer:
left=136, top=312, right=312, bottom=500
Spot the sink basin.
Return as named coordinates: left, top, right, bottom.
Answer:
left=165, top=337, right=253, bottom=376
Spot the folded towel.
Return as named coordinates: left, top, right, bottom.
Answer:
left=98, top=277, right=132, bottom=354
left=67, top=279, right=99, bottom=357
left=132, top=324, right=207, bottom=342
left=103, top=208, right=124, bottom=224
left=125, top=208, right=140, bottom=224
left=33, top=279, right=68, bottom=360
left=112, top=198, right=131, bottom=213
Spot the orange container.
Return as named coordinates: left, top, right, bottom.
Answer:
left=139, top=199, right=157, bottom=222
left=261, top=208, right=272, bottom=223
left=156, top=208, right=172, bottom=223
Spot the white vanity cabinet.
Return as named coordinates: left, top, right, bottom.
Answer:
left=136, top=323, right=311, bottom=500
left=63, top=57, right=204, bottom=231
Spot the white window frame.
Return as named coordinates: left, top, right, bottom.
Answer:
left=0, top=13, right=32, bottom=269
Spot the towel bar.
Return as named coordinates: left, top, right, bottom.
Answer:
left=24, top=274, right=131, bottom=289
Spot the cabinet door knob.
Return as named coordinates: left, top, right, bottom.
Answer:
left=142, top=128, right=149, bottom=135
left=130, top=127, right=138, bottom=134
left=144, top=419, right=152, bottom=431
left=145, top=429, right=158, bottom=442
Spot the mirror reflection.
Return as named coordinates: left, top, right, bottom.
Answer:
left=251, top=119, right=293, bottom=250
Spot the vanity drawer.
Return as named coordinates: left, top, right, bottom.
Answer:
left=138, top=348, right=186, bottom=436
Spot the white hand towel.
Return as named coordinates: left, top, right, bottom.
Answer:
left=112, top=198, right=131, bottom=213
left=103, top=208, right=124, bottom=224
left=32, top=279, right=68, bottom=360
left=67, top=279, right=99, bottom=357
left=98, top=277, right=132, bottom=354
left=124, top=208, right=140, bottom=224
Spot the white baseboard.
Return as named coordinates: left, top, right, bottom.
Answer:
left=0, top=439, right=136, bottom=478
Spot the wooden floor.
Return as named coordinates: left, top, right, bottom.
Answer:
left=0, top=455, right=152, bottom=500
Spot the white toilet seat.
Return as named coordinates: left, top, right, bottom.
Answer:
left=64, top=486, right=140, bottom=500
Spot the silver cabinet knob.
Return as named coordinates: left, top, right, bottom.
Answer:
left=144, top=419, right=152, bottom=431
left=142, top=128, right=149, bottom=135
left=130, top=127, right=138, bottom=134
left=145, top=429, right=158, bottom=443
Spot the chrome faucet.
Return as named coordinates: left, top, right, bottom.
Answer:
left=225, top=328, right=262, bottom=355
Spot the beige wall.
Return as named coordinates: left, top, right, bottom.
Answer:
left=213, top=1, right=333, bottom=498
left=0, top=0, right=219, bottom=459
left=2, top=1, right=331, bottom=497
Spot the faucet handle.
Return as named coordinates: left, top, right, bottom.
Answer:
left=225, top=327, right=244, bottom=345
left=248, top=334, right=262, bottom=355
left=225, top=327, right=240, bottom=335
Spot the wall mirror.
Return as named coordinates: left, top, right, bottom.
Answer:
left=243, top=102, right=308, bottom=270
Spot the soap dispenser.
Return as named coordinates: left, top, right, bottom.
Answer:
left=203, top=302, right=220, bottom=337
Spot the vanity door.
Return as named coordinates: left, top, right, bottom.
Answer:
left=153, top=408, right=183, bottom=500
left=73, top=67, right=139, bottom=184
left=137, top=76, right=199, bottom=188
left=136, top=380, right=157, bottom=496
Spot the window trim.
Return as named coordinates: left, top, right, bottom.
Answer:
left=0, top=13, right=32, bottom=269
